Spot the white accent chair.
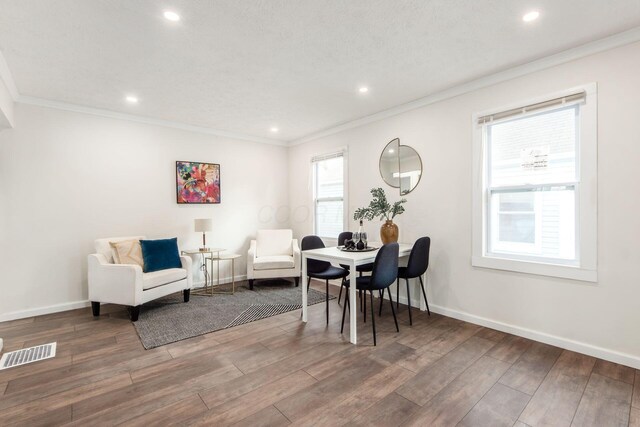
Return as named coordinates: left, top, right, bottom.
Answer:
left=88, top=236, right=193, bottom=321
left=247, top=229, right=301, bottom=289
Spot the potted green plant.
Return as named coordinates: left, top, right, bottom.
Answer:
left=353, top=188, right=407, bottom=244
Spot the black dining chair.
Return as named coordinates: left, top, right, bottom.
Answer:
left=340, top=243, right=400, bottom=346
left=395, top=236, right=431, bottom=325
left=301, top=235, right=349, bottom=324
left=337, top=231, right=374, bottom=306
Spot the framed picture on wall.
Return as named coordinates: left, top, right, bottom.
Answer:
left=176, top=161, right=221, bottom=204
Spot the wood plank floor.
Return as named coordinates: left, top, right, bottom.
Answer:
left=0, top=280, right=637, bottom=426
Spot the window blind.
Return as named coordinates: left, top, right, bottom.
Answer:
left=477, top=91, right=586, bottom=125
left=311, top=150, right=345, bottom=163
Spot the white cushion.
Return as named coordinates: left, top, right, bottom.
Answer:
left=253, top=255, right=295, bottom=270
left=256, top=229, right=293, bottom=257
left=95, top=236, right=145, bottom=264
left=142, top=268, right=187, bottom=290
left=110, top=240, right=144, bottom=267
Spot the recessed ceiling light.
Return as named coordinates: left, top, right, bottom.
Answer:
left=388, top=149, right=395, bottom=153
left=270, top=127, right=279, bottom=133
left=125, top=95, right=138, bottom=104
left=163, top=10, right=181, bottom=22
left=522, top=11, right=540, bottom=22
left=359, top=87, right=369, bottom=93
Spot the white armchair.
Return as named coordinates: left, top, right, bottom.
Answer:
left=247, top=229, right=300, bottom=289
left=88, top=236, right=193, bottom=321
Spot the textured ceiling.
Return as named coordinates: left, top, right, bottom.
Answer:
left=0, top=0, right=639, bottom=142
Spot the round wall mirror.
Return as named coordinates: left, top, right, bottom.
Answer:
left=379, top=138, right=400, bottom=188
left=379, top=138, right=422, bottom=195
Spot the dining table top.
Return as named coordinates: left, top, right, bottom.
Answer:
left=301, top=242, right=413, bottom=262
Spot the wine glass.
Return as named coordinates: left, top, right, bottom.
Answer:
left=361, top=232, right=368, bottom=248
left=352, top=231, right=360, bottom=246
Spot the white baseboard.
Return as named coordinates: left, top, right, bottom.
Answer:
left=0, top=274, right=249, bottom=323
left=5, top=279, right=636, bottom=369
left=0, top=300, right=91, bottom=323
left=329, top=282, right=640, bottom=369
left=428, top=304, right=640, bottom=370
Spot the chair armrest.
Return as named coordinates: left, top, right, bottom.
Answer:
left=247, top=240, right=257, bottom=279
left=292, top=239, right=301, bottom=275
left=180, top=255, right=193, bottom=288
left=88, top=253, right=143, bottom=306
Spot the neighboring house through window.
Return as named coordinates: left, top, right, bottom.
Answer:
left=472, top=84, right=597, bottom=282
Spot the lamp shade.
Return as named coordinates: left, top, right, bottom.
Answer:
left=194, top=218, right=213, bottom=232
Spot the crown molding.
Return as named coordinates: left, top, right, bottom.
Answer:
left=4, top=47, right=284, bottom=145
left=5, top=27, right=640, bottom=147
left=290, top=26, right=640, bottom=146
left=3, top=48, right=286, bottom=145
left=16, top=96, right=288, bottom=146
left=0, top=50, right=19, bottom=100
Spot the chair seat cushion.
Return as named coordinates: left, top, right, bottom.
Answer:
left=344, top=276, right=373, bottom=290
left=339, top=262, right=374, bottom=273
left=308, top=265, right=349, bottom=280
left=398, top=266, right=413, bottom=279
left=253, top=255, right=295, bottom=270
left=143, top=268, right=187, bottom=290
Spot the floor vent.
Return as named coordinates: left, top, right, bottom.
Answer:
left=0, top=342, right=57, bottom=370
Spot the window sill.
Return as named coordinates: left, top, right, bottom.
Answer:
left=471, top=255, right=597, bottom=283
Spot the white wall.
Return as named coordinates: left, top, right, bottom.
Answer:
left=0, top=104, right=289, bottom=319
left=0, top=76, right=13, bottom=129
left=0, top=51, right=15, bottom=129
left=289, top=41, right=640, bottom=367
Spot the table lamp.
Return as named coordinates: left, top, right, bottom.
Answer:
left=194, top=218, right=213, bottom=251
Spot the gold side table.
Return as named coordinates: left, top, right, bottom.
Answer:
left=181, top=248, right=225, bottom=297
left=205, top=254, right=241, bottom=295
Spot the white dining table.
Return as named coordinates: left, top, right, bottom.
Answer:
left=301, top=242, right=427, bottom=344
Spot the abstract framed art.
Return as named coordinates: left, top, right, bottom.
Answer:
left=176, top=161, right=221, bottom=204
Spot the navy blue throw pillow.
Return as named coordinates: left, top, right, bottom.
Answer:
left=140, top=238, right=182, bottom=273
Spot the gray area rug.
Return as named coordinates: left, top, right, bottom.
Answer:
left=133, top=280, right=333, bottom=349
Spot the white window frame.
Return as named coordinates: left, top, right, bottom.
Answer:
left=472, top=83, right=598, bottom=282
left=311, top=148, right=348, bottom=243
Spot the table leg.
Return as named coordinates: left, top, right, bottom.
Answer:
left=231, top=258, right=235, bottom=295
left=302, top=254, right=308, bottom=322
left=217, top=256, right=221, bottom=293
left=349, top=259, right=357, bottom=344
left=202, top=253, right=209, bottom=294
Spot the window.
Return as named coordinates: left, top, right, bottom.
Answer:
left=312, top=151, right=346, bottom=239
left=472, top=84, right=597, bottom=282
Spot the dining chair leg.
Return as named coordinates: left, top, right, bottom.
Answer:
left=325, top=280, right=329, bottom=325
left=359, top=290, right=363, bottom=312
left=370, top=291, right=377, bottom=346
left=338, top=278, right=344, bottom=305
left=307, top=277, right=311, bottom=293
left=396, top=278, right=400, bottom=312
left=405, top=278, right=412, bottom=326
left=341, top=290, right=350, bottom=334
left=387, top=287, right=400, bottom=332
left=378, top=290, right=383, bottom=317
left=418, top=276, right=431, bottom=315
left=363, top=289, right=367, bottom=323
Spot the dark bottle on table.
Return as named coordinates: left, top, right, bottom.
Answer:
left=356, top=220, right=365, bottom=250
